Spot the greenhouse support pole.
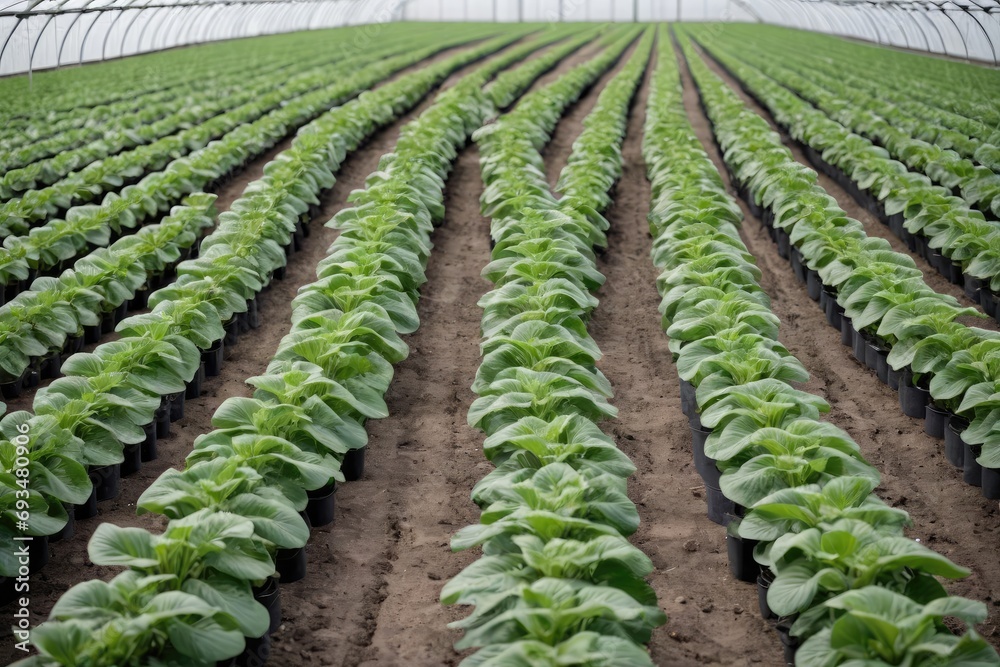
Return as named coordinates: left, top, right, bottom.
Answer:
left=24, top=16, right=30, bottom=89
left=518, top=0, right=523, bottom=22
left=633, top=0, right=638, bottom=21
left=492, top=0, right=496, bottom=22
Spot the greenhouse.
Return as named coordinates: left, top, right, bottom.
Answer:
left=0, top=2, right=999, bottom=666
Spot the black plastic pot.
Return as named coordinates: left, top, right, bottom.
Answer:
left=40, top=353, right=62, bottom=380
left=0, top=576, right=15, bottom=607
left=23, top=363, right=38, bottom=390
left=864, top=341, right=880, bottom=372
left=120, top=443, right=142, bottom=477
left=899, top=371, right=930, bottom=419
left=852, top=327, right=867, bottom=364
left=275, top=547, right=306, bottom=583
left=203, top=339, right=225, bottom=377
left=824, top=290, right=842, bottom=330
left=254, top=576, right=282, bottom=634
left=776, top=617, right=801, bottom=666
left=129, top=286, right=151, bottom=311
left=887, top=365, right=901, bottom=391
left=705, top=482, right=738, bottom=526
left=981, top=289, right=999, bottom=318
left=90, top=464, right=120, bottom=502
left=964, top=444, right=983, bottom=487
left=944, top=417, right=967, bottom=469
left=169, top=391, right=185, bottom=422
left=776, top=228, right=790, bottom=260
left=246, top=297, right=260, bottom=330
left=141, top=421, right=158, bottom=462
left=924, top=404, right=949, bottom=439
left=964, top=274, right=983, bottom=303
left=806, top=269, right=822, bottom=302
left=306, top=482, right=336, bottom=527
left=50, top=509, right=74, bottom=543
left=0, top=372, right=25, bottom=400
left=726, top=531, right=760, bottom=583
left=100, top=308, right=118, bottom=335
left=185, top=362, right=205, bottom=400
left=63, top=333, right=84, bottom=358
left=942, top=255, right=963, bottom=285
left=223, top=319, right=239, bottom=359
left=691, top=425, right=713, bottom=479
left=155, top=400, right=171, bottom=439
left=342, top=446, right=366, bottom=482
left=790, top=248, right=807, bottom=284
left=679, top=378, right=696, bottom=417
left=982, top=466, right=1000, bottom=500
left=28, top=535, right=49, bottom=574
left=221, top=632, right=271, bottom=667
left=73, top=490, right=98, bottom=520
left=840, top=315, right=853, bottom=347
left=875, top=349, right=889, bottom=385
left=757, top=568, right=777, bottom=620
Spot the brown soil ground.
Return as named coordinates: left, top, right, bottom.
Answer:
left=678, top=42, right=1000, bottom=648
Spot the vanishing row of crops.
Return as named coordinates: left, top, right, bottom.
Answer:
left=1, top=19, right=999, bottom=667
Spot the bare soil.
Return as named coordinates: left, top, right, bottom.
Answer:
left=678, top=42, right=1000, bottom=647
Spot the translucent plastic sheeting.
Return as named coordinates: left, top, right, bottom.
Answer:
left=403, top=0, right=1000, bottom=62
left=0, top=0, right=400, bottom=75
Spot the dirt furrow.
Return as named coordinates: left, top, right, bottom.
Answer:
left=676, top=44, right=1000, bottom=647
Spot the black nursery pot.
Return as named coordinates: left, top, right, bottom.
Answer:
left=90, top=463, right=120, bottom=502
left=223, top=319, right=239, bottom=359
left=203, top=339, right=225, bottom=377
left=246, top=297, right=261, bottom=330
left=50, top=509, right=74, bottom=543
left=28, top=535, right=50, bottom=574
left=852, top=327, right=867, bottom=364
left=275, top=547, right=307, bottom=583
left=776, top=617, right=801, bottom=666
left=864, top=341, right=880, bottom=372
left=220, top=632, right=271, bottom=667
left=887, top=365, right=902, bottom=391
left=120, top=443, right=142, bottom=477
left=981, top=289, right=999, bottom=318
left=141, top=421, right=158, bottom=462
left=691, top=425, right=713, bottom=479
left=824, top=289, right=842, bottom=330
left=253, top=576, right=282, bottom=634
left=155, top=400, right=171, bottom=439
left=705, top=483, right=738, bottom=526
left=982, top=466, right=1000, bottom=500
left=306, top=482, right=337, bottom=528
left=679, top=378, right=696, bottom=417
left=73, top=489, right=99, bottom=520
left=726, top=532, right=760, bottom=583
left=757, top=568, right=777, bottom=620
left=964, top=444, right=983, bottom=487
left=342, top=446, right=366, bottom=482
left=806, top=269, right=822, bottom=302
left=875, top=349, right=889, bottom=385
left=100, top=309, right=118, bottom=335
left=776, top=228, right=791, bottom=260
left=0, top=372, right=25, bottom=400
left=840, top=315, right=854, bottom=347
left=185, top=362, right=205, bottom=400
left=899, top=370, right=930, bottom=419
left=40, top=352, right=62, bottom=380
left=790, top=248, right=807, bottom=285
left=169, top=391, right=185, bottom=422
left=924, top=403, right=949, bottom=439
left=964, top=274, right=983, bottom=303
left=944, top=417, right=967, bottom=469
left=0, top=576, right=15, bottom=607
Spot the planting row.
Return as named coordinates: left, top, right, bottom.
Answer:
left=698, top=34, right=1000, bottom=226
left=0, top=27, right=502, bottom=238
left=0, top=31, right=499, bottom=308
left=684, top=32, right=1000, bottom=492
left=642, top=31, right=998, bottom=666
left=8, top=27, right=586, bottom=667
left=0, top=42, right=384, bottom=203
left=441, top=27, right=669, bottom=666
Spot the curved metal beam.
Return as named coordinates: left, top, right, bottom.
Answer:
left=133, top=4, right=166, bottom=52
left=958, top=2, right=998, bottom=62
left=928, top=0, right=972, bottom=59
left=78, top=8, right=105, bottom=62
left=0, top=15, right=24, bottom=66
left=117, top=2, right=152, bottom=58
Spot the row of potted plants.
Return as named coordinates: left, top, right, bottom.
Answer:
left=0, top=32, right=355, bottom=173
left=693, top=35, right=1000, bottom=307
left=0, top=193, right=217, bottom=402
left=0, top=28, right=492, bottom=237
left=0, top=31, right=498, bottom=304
left=717, top=28, right=997, bottom=171
left=8, top=28, right=581, bottom=666
left=442, top=28, right=669, bottom=666
left=0, top=30, right=526, bottom=586
left=650, top=32, right=998, bottom=666
left=684, top=32, right=1000, bottom=500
